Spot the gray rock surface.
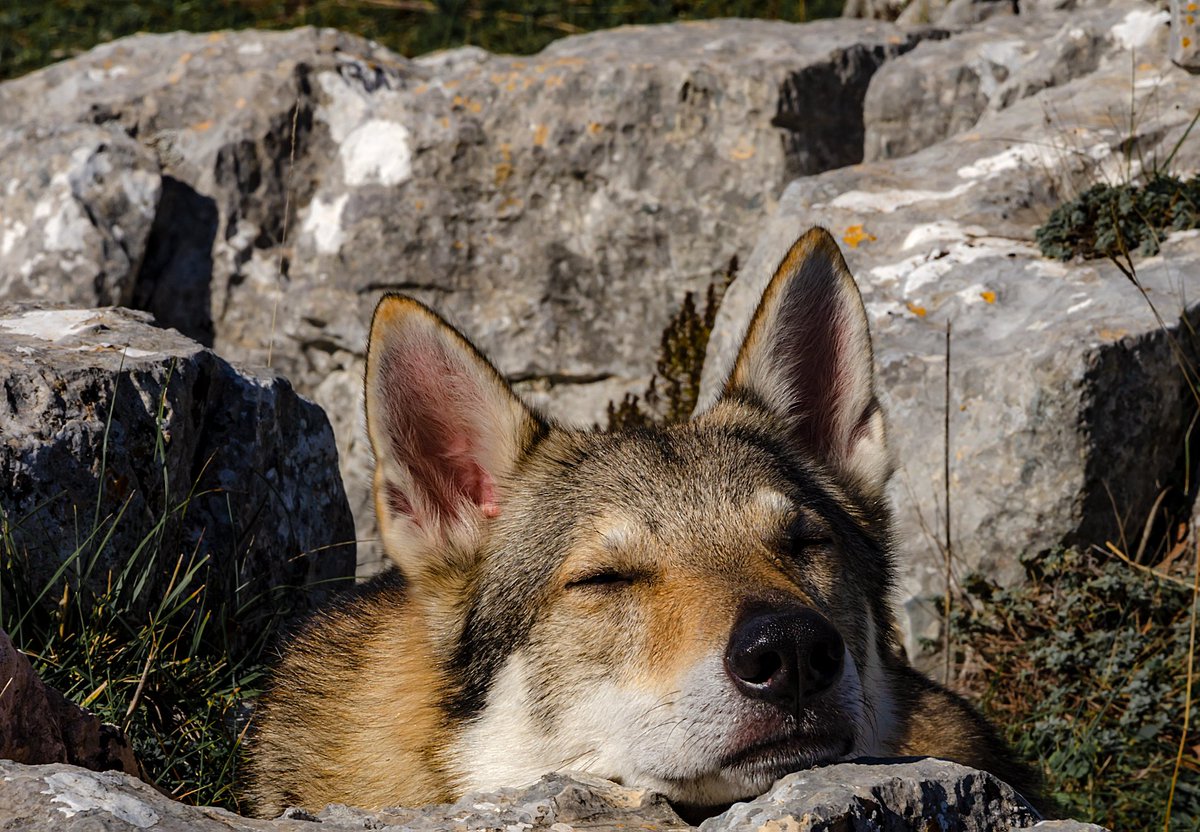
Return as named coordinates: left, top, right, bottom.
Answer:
left=0, top=124, right=160, bottom=307
left=863, top=3, right=1165, bottom=161
left=0, top=305, right=355, bottom=636
left=0, top=758, right=1062, bottom=831
left=706, top=759, right=1038, bottom=831
left=1170, top=0, right=1200, bottom=70
left=0, top=23, right=933, bottom=573
left=702, top=48, right=1200, bottom=658
left=0, top=629, right=141, bottom=778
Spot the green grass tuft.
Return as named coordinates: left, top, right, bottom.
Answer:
left=0, top=371, right=295, bottom=813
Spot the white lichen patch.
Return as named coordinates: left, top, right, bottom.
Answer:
left=42, top=770, right=160, bottom=828
left=1066, top=296, right=1095, bottom=315
left=828, top=184, right=973, bottom=214
left=0, top=310, right=160, bottom=358
left=902, top=221, right=989, bottom=251
left=871, top=238, right=1038, bottom=297
left=107, top=345, right=159, bottom=359
left=341, top=119, right=413, bottom=186
left=121, top=168, right=162, bottom=222
left=1, top=218, right=27, bottom=257
left=316, top=71, right=371, bottom=143
left=0, top=309, right=102, bottom=340
left=83, top=64, right=131, bottom=83
left=42, top=198, right=93, bottom=252
left=1110, top=9, right=1169, bottom=50
left=956, top=139, right=1110, bottom=180
left=973, top=40, right=1029, bottom=98
left=302, top=193, right=350, bottom=254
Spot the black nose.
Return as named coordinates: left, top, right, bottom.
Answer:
left=724, top=605, right=845, bottom=715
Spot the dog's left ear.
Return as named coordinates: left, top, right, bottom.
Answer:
left=721, top=227, right=892, bottom=500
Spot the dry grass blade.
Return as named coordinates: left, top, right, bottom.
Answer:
left=267, top=99, right=301, bottom=369
left=1163, top=539, right=1200, bottom=830
left=943, top=320, right=953, bottom=687
left=1102, top=541, right=1193, bottom=589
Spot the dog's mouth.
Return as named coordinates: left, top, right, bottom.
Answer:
left=663, top=730, right=853, bottom=824
left=720, top=728, right=853, bottom=773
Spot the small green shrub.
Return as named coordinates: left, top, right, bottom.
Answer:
left=606, top=256, right=736, bottom=429
left=947, top=547, right=1200, bottom=830
left=1036, top=173, right=1200, bottom=261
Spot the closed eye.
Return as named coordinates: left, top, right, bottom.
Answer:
left=781, top=514, right=833, bottom=553
left=565, top=569, right=639, bottom=590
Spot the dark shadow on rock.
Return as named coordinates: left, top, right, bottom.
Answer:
left=772, top=36, right=942, bottom=182
left=1077, top=301, right=1200, bottom=564
left=133, top=176, right=217, bottom=346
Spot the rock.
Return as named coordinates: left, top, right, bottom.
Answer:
left=0, top=758, right=1068, bottom=831
left=306, top=773, right=691, bottom=831
left=843, top=0, right=911, bottom=21
left=937, top=0, right=1019, bottom=26
left=0, top=23, right=934, bottom=573
left=701, top=52, right=1200, bottom=658
left=0, top=305, right=355, bottom=640
left=1170, top=0, right=1200, bottom=70
left=864, top=2, right=1167, bottom=161
left=0, top=124, right=160, bottom=307
left=705, top=759, right=1039, bottom=831
left=0, top=629, right=140, bottom=778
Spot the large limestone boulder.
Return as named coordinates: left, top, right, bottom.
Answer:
left=0, top=758, right=1061, bottom=830
left=702, top=49, right=1200, bottom=656
left=0, top=22, right=933, bottom=573
left=863, top=3, right=1167, bottom=161
left=0, top=305, right=355, bottom=634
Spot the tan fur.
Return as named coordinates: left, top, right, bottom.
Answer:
left=245, top=227, right=1040, bottom=818
left=246, top=580, right=456, bottom=811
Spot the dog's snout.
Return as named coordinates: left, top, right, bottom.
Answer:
left=724, top=606, right=845, bottom=714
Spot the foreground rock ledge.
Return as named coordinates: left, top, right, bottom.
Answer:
left=0, top=757, right=1104, bottom=831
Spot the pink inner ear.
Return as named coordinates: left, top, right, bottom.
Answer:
left=774, top=274, right=849, bottom=459
left=379, top=337, right=500, bottom=525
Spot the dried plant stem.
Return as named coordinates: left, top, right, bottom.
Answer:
left=267, top=100, right=301, bottom=369
left=1162, top=538, right=1199, bottom=830
left=943, top=321, right=953, bottom=687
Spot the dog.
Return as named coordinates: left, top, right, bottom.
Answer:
left=245, top=227, right=1039, bottom=817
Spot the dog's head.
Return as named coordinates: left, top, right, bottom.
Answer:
left=364, top=227, right=900, bottom=807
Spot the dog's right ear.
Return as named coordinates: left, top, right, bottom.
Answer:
left=719, top=227, right=893, bottom=501
left=365, top=295, right=543, bottom=578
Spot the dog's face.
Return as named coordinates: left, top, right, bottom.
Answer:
left=364, top=228, right=899, bottom=806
